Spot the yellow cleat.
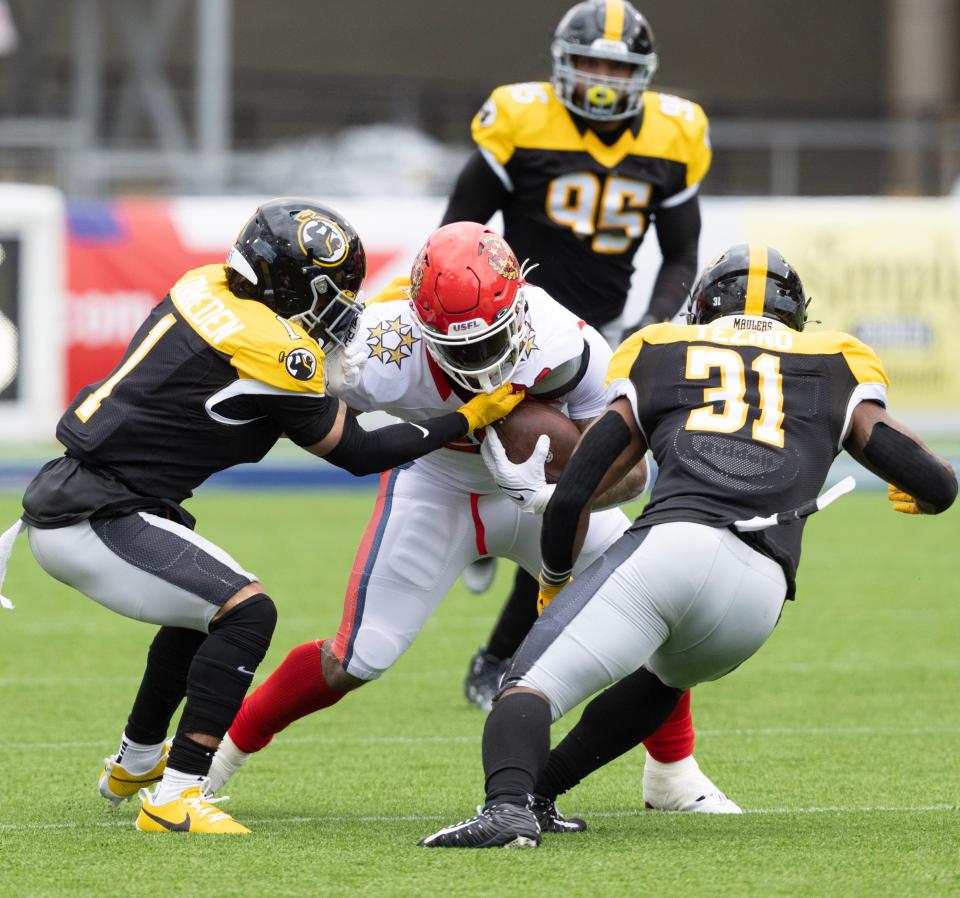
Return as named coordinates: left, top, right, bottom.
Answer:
left=99, top=741, right=171, bottom=806
left=135, top=785, right=251, bottom=834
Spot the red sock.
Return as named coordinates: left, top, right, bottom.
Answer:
left=229, top=640, right=345, bottom=753
left=642, top=689, right=694, bottom=763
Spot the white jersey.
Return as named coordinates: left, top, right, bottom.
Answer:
left=325, top=285, right=612, bottom=492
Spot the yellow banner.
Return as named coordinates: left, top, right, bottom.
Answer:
left=743, top=200, right=960, bottom=411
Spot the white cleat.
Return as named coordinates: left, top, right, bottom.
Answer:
left=206, top=732, right=253, bottom=796
left=643, top=755, right=742, bottom=814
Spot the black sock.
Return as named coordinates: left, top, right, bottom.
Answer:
left=125, top=627, right=206, bottom=745
left=534, top=667, right=683, bottom=801
left=482, top=692, right=552, bottom=807
left=486, top=568, right=539, bottom=660
left=170, top=594, right=277, bottom=776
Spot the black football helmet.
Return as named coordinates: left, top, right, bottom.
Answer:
left=551, top=0, right=658, bottom=121
left=226, top=198, right=366, bottom=348
left=687, top=244, right=809, bottom=331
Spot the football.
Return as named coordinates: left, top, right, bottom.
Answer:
left=490, top=400, right=581, bottom=483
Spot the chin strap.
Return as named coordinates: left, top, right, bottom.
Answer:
left=0, top=519, right=25, bottom=610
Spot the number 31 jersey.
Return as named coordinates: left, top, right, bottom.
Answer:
left=606, top=319, right=889, bottom=596
left=472, top=82, right=711, bottom=324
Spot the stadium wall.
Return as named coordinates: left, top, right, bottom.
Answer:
left=3, top=192, right=960, bottom=444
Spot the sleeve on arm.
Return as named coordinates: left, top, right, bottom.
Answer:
left=254, top=392, right=340, bottom=447
left=646, top=197, right=701, bottom=322
left=440, top=149, right=511, bottom=225
left=563, top=326, right=614, bottom=421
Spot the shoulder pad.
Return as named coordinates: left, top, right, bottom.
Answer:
left=472, top=82, right=572, bottom=164
left=171, top=265, right=325, bottom=394
left=641, top=92, right=712, bottom=186
left=605, top=330, right=646, bottom=387
left=802, top=330, right=890, bottom=387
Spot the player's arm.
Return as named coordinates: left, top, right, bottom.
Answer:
left=570, top=414, right=648, bottom=508
left=440, top=150, right=510, bottom=226
left=843, top=401, right=956, bottom=515
left=540, top=399, right=648, bottom=589
left=261, top=389, right=524, bottom=477
left=621, top=197, right=701, bottom=339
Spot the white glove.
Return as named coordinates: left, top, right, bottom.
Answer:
left=481, top=428, right=556, bottom=514
left=327, top=340, right=367, bottom=390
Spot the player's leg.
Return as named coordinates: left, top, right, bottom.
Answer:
left=210, top=467, right=477, bottom=791
left=463, top=566, right=539, bottom=711
left=421, top=523, right=785, bottom=847
left=560, top=506, right=738, bottom=813
left=27, top=514, right=276, bottom=833
left=533, top=524, right=786, bottom=817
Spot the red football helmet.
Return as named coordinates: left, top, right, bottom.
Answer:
left=410, top=222, right=531, bottom=393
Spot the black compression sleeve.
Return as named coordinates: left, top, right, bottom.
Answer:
left=440, top=150, right=509, bottom=226
left=322, top=409, right=468, bottom=477
left=863, top=422, right=957, bottom=513
left=540, top=412, right=632, bottom=583
left=645, top=196, right=701, bottom=323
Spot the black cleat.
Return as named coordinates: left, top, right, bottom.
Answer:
left=531, top=796, right=587, bottom=834
left=418, top=803, right=541, bottom=849
left=463, top=647, right=510, bottom=712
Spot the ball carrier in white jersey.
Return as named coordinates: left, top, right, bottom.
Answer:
left=208, top=222, right=735, bottom=823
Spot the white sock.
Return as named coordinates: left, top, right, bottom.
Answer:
left=114, top=733, right=166, bottom=775
left=206, top=733, right=251, bottom=795
left=644, top=754, right=699, bottom=778
left=151, top=767, right=207, bottom=806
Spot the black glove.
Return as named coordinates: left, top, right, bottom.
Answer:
left=619, top=313, right=659, bottom=344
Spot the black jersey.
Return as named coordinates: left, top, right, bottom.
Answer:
left=606, top=318, right=889, bottom=596
left=471, top=83, right=710, bottom=325
left=24, top=265, right=336, bottom=528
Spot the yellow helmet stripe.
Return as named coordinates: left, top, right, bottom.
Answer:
left=603, top=0, right=626, bottom=42
left=744, top=244, right=769, bottom=316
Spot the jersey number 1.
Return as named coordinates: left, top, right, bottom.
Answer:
left=684, top=346, right=785, bottom=448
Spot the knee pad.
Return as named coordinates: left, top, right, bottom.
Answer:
left=179, top=594, right=277, bottom=736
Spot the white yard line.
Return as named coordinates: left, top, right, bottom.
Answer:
left=0, top=805, right=955, bottom=833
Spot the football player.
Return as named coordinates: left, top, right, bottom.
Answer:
left=207, top=223, right=735, bottom=825
left=0, top=200, right=522, bottom=835
left=442, top=0, right=723, bottom=813
left=419, top=244, right=958, bottom=848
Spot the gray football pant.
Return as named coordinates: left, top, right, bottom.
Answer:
left=510, top=522, right=788, bottom=720
left=27, top=512, right=257, bottom=632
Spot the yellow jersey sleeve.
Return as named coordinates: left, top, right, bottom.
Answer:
left=471, top=85, right=523, bottom=166
left=365, top=275, right=411, bottom=305
left=229, top=327, right=326, bottom=395
left=642, top=93, right=712, bottom=188
left=605, top=330, right=647, bottom=387
left=841, top=335, right=889, bottom=387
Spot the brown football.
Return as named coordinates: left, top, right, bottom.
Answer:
left=490, top=401, right=582, bottom=483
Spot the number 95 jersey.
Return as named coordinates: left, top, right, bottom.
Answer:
left=472, top=82, right=711, bottom=324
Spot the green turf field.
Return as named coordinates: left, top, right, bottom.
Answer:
left=0, top=490, right=956, bottom=898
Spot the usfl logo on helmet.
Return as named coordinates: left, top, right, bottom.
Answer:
left=479, top=233, right=519, bottom=280
left=295, top=210, right=349, bottom=268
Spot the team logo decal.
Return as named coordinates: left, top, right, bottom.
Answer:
left=281, top=347, right=318, bottom=381
left=477, top=99, right=497, bottom=128
left=410, top=247, right=427, bottom=300
left=367, top=316, right=420, bottom=368
left=295, top=210, right=348, bottom=268
left=521, top=327, right=538, bottom=360
left=480, top=233, right=519, bottom=280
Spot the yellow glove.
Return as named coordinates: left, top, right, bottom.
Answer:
left=537, top=574, right=572, bottom=615
left=888, top=484, right=921, bottom=514
left=458, top=384, right=525, bottom=434
left=365, top=275, right=411, bottom=305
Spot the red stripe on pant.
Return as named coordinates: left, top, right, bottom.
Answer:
left=331, top=469, right=395, bottom=663
left=470, top=493, right=487, bottom=556
left=643, top=689, right=694, bottom=762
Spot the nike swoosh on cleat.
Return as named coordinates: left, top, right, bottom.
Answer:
left=141, top=808, right=191, bottom=832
